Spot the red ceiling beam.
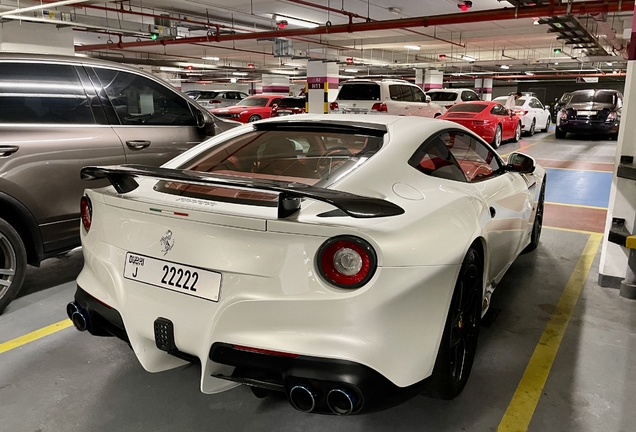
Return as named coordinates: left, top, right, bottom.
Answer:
left=76, top=0, right=634, bottom=52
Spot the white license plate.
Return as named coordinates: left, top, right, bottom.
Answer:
left=124, top=252, right=221, bottom=302
left=578, top=110, right=597, bottom=116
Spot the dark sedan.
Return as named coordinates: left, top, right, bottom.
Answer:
left=555, top=89, right=622, bottom=139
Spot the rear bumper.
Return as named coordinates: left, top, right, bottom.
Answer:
left=558, top=120, right=619, bottom=134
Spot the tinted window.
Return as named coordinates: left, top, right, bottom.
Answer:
left=490, top=104, right=508, bottom=116
left=412, top=87, right=428, bottom=102
left=593, top=91, right=616, bottom=105
left=444, top=132, right=502, bottom=182
left=462, top=91, right=479, bottom=101
left=569, top=91, right=594, bottom=104
left=269, top=98, right=282, bottom=107
left=199, top=92, right=220, bottom=99
left=337, top=83, right=381, bottom=101
left=94, top=68, right=196, bottom=126
left=0, top=63, right=95, bottom=124
left=239, top=97, right=269, bottom=107
left=409, top=134, right=467, bottom=182
left=278, top=98, right=305, bottom=108
left=448, top=104, right=487, bottom=113
left=389, top=85, right=414, bottom=102
left=428, top=91, right=458, bottom=102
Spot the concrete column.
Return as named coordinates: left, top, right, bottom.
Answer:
left=261, top=74, right=289, bottom=94
left=0, top=21, right=73, bottom=55
left=415, top=69, right=424, bottom=89
left=482, top=78, right=493, bottom=101
left=474, top=78, right=483, bottom=96
left=306, top=61, right=339, bottom=114
left=598, top=7, right=636, bottom=288
left=423, top=70, right=443, bottom=92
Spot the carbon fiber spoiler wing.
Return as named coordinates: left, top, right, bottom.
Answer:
left=80, top=164, right=405, bottom=219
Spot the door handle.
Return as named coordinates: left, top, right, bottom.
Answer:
left=126, top=140, right=151, bottom=150
left=490, top=207, right=496, bottom=218
left=0, top=145, right=19, bottom=157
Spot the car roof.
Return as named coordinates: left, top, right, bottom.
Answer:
left=427, top=88, right=474, bottom=93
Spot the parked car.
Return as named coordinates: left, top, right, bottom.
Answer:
left=0, top=53, right=239, bottom=314
left=184, top=90, right=248, bottom=108
left=210, top=95, right=282, bottom=123
left=69, top=114, right=546, bottom=415
left=493, top=95, right=551, bottom=135
left=426, top=88, right=480, bottom=110
left=439, top=102, right=521, bottom=148
left=553, top=92, right=572, bottom=116
left=330, top=79, right=444, bottom=118
left=271, top=96, right=306, bottom=117
left=555, top=89, right=622, bottom=139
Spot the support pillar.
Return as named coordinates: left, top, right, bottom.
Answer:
left=423, top=70, right=443, bottom=92
left=0, top=21, right=73, bottom=55
left=415, top=69, right=424, bottom=89
left=306, top=61, right=339, bottom=114
left=482, top=78, right=493, bottom=101
left=598, top=6, right=636, bottom=290
left=261, top=74, right=289, bottom=94
left=474, top=78, right=483, bottom=97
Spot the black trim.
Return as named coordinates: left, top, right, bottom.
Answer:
left=80, top=164, right=405, bottom=219
left=74, top=285, right=129, bottom=342
left=0, top=191, right=44, bottom=266
left=209, top=342, right=428, bottom=414
left=253, top=120, right=387, bottom=137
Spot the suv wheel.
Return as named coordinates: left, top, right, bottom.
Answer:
left=0, top=218, right=27, bottom=314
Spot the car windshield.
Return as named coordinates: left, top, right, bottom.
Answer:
left=447, top=104, right=487, bottom=113
left=559, top=93, right=572, bottom=103
left=238, top=97, right=270, bottom=107
left=337, top=83, right=381, bottom=101
left=277, top=98, right=305, bottom=108
left=427, top=92, right=458, bottom=102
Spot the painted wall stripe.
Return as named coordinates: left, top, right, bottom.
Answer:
left=0, top=319, right=73, bottom=355
left=497, top=233, right=602, bottom=432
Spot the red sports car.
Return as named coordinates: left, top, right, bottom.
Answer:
left=210, top=95, right=283, bottom=123
left=438, top=101, right=521, bottom=148
left=271, top=96, right=306, bottom=117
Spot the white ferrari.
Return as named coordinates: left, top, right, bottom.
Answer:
left=69, top=114, right=546, bottom=415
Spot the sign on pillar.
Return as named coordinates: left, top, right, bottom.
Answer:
left=307, top=61, right=339, bottom=114
left=423, top=70, right=443, bottom=92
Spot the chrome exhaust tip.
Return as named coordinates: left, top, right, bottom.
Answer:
left=327, top=387, right=359, bottom=415
left=289, top=385, right=317, bottom=413
left=66, top=302, right=88, bottom=332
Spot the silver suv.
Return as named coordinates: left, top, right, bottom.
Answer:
left=0, top=53, right=238, bottom=313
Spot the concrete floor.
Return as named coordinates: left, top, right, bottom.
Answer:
left=1, top=129, right=635, bottom=432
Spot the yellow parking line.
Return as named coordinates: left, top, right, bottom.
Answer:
left=543, top=226, right=601, bottom=236
left=545, top=201, right=608, bottom=211
left=0, top=319, right=73, bottom=355
left=497, top=233, right=602, bottom=432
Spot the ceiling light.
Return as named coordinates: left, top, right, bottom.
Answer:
left=270, top=69, right=297, bottom=75
left=274, top=14, right=319, bottom=28
left=344, top=68, right=358, bottom=73
left=283, top=62, right=303, bottom=67
left=388, top=7, right=401, bottom=15
left=230, top=78, right=238, bottom=83
left=458, top=1, right=472, bottom=12
left=233, top=71, right=248, bottom=76
left=525, top=71, right=535, bottom=76
left=159, top=67, right=184, bottom=72
left=606, top=62, right=613, bottom=66
left=500, top=65, right=510, bottom=69
left=554, top=62, right=559, bottom=65
left=404, top=45, right=420, bottom=51
left=613, top=70, right=619, bottom=74
left=553, top=48, right=562, bottom=54
left=461, top=55, right=476, bottom=62
left=202, top=56, right=220, bottom=61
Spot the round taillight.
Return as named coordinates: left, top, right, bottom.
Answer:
left=317, top=236, right=377, bottom=288
left=80, top=196, right=92, bottom=232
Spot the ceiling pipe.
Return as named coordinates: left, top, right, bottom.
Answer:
left=287, top=0, right=465, bottom=48
left=76, top=0, right=634, bottom=52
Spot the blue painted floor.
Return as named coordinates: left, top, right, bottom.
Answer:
left=544, top=168, right=612, bottom=208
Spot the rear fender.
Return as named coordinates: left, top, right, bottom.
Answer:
left=0, top=191, right=43, bottom=266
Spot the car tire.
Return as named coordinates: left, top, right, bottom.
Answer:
left=423, top=247, right=483, bottom=400
left=523, top=179, right=546, bottom=253
left=512, top=122, right=521, bottom=142
left=527, top=118, right=536, bottom=136
left=555, top=128, right=566, bottom=139
left=543, top=117, right=550, bottom=132
left=0, top=217, right=27, bottom=314
left=248, top=115, right=262, bottom=123
left=491, top=125, right=502, bottom=149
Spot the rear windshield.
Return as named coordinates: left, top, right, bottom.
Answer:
left=337, top=83, right=381, bottom=101
left=277, top=98, right=305, bottom=108
left=239, top=97, right=270, bottom=107
left=428, top=92, right=458, bottom=102
left=448, top=104, right=487, bottom=113
left=156, top=128, right=384, bottom=204
left=198, top=91, right=220, bottom=99
left=185, top=91, right=200, bottom=100
left=569, top=91, right=615, bottom=105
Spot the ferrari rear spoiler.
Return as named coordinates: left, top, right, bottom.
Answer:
left=80, top=164, right=405, bottom=219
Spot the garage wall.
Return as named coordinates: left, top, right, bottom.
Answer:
left=518, top=80, right=626, bottom=104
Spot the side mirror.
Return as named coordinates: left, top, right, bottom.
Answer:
left=507, top=152, right=536, bottom=174
left=425, top=95, right=432, bottom=103
left=194, top=107, right=216, bottom=136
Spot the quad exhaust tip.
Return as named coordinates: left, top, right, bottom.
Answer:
left=66, top=302, right=89, bottom=332
left=327, top=387, right=359, bottom=415
left=289, top=385, right=317, bottom=413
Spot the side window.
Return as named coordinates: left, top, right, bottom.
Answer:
left=0, top=62, right=95, bottom=124
left=389, top=85, right=401, bottom=101
left=269, top=98, right=281, bottom=107
left=238, top=93, right=248, bottom=100
left=444, top=132, right=502, bottom=182
left=412, top=87, right=427, bottom=102
left=462, top=91, right=479, bottom=101
left=94, top=68, right=197, bottom=126
left=491, top=104, right=507, bottom=116
left=389, top=85, right=414, bottom=102
left=408, top=134, right=468, bottom=182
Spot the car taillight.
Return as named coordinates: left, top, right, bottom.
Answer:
left=606, top=112, right=616, bottom=121
left=317, top=236, right=377, bottom=288
left=371, top=102, right=388, bottom=112
left=513, top=110, right=528, bottom=116
left=560, top=110, right=567, bottom=119
left=329, top=102, right=339, bottom=111
left=80, top=195, right=92, bottom=232
left=472, top=120, right=488, bottom=124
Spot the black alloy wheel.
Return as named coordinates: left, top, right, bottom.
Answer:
left=0, top=218, right=27, bottom=314
left=423, top=247, right=483, bottom=400
left=524, top=178, right=546, bottom=253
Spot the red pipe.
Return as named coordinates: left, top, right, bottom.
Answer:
left=76, top=0, right=634, bottom=52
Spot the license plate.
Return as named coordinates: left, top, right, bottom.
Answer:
left=124, top=252, right=221, bottom=302
left=577, top=110, right=596, bottom=116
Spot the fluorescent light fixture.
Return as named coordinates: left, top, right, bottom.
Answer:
left=554, top=62, right=559, bottom=65
left=500, top=65, right=510, bottom=69
left=525, top=71, right=535, bottom=76
left=283, top=62, right=303, bottom=67
left=202, top=56, right=220, bottom=61
left=275, top=14, right=319, bottom=28
left=230, top=77, right=238, bottom=83
left=344, top=68, right=358, bottom=73
left=270, top=69, right=297, bottom=75
left=461, top=55, right=476, bottom=62
left=159, top=67, right=184, bottom=72
left=606, top=62, right=613, bottom=66
left=404, top=45, right=420, bottom=50
left=612, top=70, right=619, bottom=74
left=233, top=71, right=248, bottom=76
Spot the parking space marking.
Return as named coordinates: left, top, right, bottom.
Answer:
left=497, top=233, right=602, bottom=432
left=545, top=201, right=608, bottom=211
left=0, top=319, right=72, bottom=355
left=544, top=226, right=599, bottom=236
